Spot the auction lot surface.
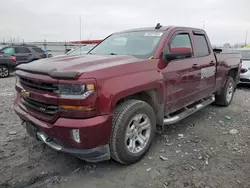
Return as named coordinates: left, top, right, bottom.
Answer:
left=1, top=75, right=250, bottom=188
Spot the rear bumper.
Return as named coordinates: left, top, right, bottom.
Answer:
left=14, top=104, right=113, bottom=162
left=4, top=62, right=17, bottom=72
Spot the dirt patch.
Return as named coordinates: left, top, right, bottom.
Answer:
left=1, top=77, right=250, bottom=188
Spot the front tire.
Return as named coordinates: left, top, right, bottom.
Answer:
left=110, top=100, right=156, bottom=165
left=0, top=65, right=10, bottom=78
left=215, top=76, right=236, bottom=106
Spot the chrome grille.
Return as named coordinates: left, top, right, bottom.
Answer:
left=21, top=97, right=58, bottom=116
left=19, top=77, right=58, bottom=92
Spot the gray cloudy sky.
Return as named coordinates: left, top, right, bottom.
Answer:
left=0, top=0, right=249, bottom=45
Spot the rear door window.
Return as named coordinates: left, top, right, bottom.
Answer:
left=16, top=47, right=31, bottom=53
left=32, top=47, right=44, bottom=53
left=193, top=34, right=210, bottom=57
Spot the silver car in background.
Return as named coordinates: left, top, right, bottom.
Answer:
left=234, top=48, right=250, bottom=84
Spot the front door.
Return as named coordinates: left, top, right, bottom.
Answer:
left=160, top=31, right=201, bottom=114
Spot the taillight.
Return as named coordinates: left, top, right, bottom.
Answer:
left=11, top=56, right=16, bottom=63
left=42, top=53, right=46, bottom=58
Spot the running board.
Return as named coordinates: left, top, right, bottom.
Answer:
left=163, top=95, right=215, bottom=125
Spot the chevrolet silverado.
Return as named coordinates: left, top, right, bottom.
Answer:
left=14, top=24, right=242, bottom=164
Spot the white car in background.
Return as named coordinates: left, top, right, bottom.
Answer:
left=235, top=48, right=250, bottom=84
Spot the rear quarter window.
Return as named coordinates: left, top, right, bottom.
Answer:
left=16, top=47, right=31, bottom=53
left=32, top=47, right=44, bottom=53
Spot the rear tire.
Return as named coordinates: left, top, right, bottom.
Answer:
left=0, top=65, right=10, bottom=78
left=110, top=100, right=156, bottom=165
left=215, top=76, right=235, bottom=106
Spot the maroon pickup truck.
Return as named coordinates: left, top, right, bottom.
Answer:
left=14, top=24, right=242, bottom=164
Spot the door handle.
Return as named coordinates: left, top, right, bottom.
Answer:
left=192, top=64, right=199, bottom=69
left=210, top=61, right=215, bottom=65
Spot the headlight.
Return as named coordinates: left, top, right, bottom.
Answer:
left=58, top=83, right=95, bottom=99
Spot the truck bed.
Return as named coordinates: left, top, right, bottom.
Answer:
left=214, top=51, right=242, bottom=92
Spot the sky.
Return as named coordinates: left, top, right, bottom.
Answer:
left=0, top=0, right=249, bottom=45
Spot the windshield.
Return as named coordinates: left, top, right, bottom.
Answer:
left=89, top=31, right=163, bottom=58
left=235, top=50, right=250, bottom=60
left=67, top=45, right=96, bottom=56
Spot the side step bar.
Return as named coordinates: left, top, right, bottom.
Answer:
left=163, top=95, right=215, bottom=125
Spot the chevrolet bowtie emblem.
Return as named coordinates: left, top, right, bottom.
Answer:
left=21, top=90, right=30, bottom=98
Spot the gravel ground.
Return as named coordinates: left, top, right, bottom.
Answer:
left=1, top=75, right=250, bottom=188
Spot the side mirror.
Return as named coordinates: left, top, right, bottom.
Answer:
left=163, top=47, right=192, bottom=62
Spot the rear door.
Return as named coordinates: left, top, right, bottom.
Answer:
left=192, top=31, right=216, bottom=99
left=15, top=47, right=32, bottom=64
left=162, top=30, right=201, bottom=114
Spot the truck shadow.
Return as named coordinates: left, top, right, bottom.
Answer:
left=237, top=83, right=250, bottom=89
left=24, top=105, right=219, bottom=187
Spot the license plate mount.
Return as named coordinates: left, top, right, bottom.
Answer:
left=25, top=122, right=37, bottom=138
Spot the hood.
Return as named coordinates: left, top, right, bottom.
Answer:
left=241, top=60, right=250, bottom=69
left=16, top=55, right=140, bottom=79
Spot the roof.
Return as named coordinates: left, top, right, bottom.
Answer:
left=6, top=44, right=38, bottom=48
left=118, top=26, right=171, bottom=33
left=117, top=26, right=205, bottom=33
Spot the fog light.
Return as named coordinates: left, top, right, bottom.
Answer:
left=71, top=129, right=81, bottom=143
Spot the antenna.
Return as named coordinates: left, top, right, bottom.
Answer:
left=202, top=21, right=206, bottom=30
left=155, top=23, right=162, bottom=29
left=245, top=30, right=248, bottom=46
left=79, top=15, right=82, bottom=42
left=79, top=15, right=82, bottom=55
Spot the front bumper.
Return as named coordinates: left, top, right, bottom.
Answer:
left=14, top=104, right=113, bottom=162
left=239, top=72, right=250, bottom=84
left=37, top=131, right=110, bottom=162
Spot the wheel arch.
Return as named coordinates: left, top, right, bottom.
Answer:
left=114, top=89, right=164, bottom=126
left=227, top=68, right=239, bottom=82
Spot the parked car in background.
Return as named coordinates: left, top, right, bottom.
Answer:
left=0, top=44, right=46, bottom=64
left=14, top=25, right=241, bottom=164
left=234, top=48, right=250, bottom=84
left=0, top=54, right=17, bottom=78
left=43, top=49, right=53, bottom=58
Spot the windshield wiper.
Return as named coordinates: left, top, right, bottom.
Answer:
left=88, top=52, right=118, bottom=55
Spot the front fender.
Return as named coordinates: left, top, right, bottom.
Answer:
left=97, top=70, right=164, bottom=114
